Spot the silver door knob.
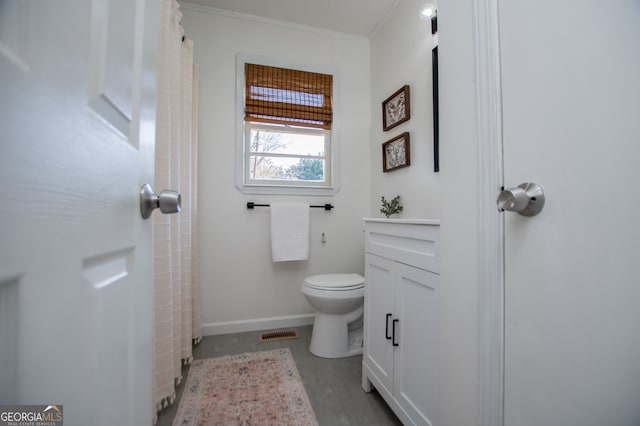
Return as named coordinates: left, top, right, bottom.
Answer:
left=140, top=183, right=181, bottom=219
left=497, top=182, right=545, bottom=216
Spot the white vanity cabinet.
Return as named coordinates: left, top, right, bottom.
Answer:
left=362, top=219, right=440, bottom=426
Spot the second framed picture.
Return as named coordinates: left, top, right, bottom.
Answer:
left=382, top=132, right=411, bottom=172
left=382, top=85, right=410, bottom=131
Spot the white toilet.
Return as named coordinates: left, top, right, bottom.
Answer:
left=301, top=273, right=365, bottom=358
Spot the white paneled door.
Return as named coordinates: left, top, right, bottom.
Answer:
left=499, top=0, right=640, bottom=425
left=0, top=1, right=159, bottom=425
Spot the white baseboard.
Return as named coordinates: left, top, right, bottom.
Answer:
left=201, top=313, right=316, bottom=336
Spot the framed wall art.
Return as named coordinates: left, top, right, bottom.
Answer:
left=382, top=85, right=410, bottom=131
left=382, top=132, right=410, bottom=172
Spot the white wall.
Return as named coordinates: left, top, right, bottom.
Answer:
left=370, top=0, right=479, bottom=424
left=437, top=0, right=480, bottom=424
left=369, top=0, right=439, bottom=219
left=181, top=4, right=372, bottom=334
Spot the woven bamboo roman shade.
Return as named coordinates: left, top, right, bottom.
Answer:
left=245, top=63, right=333, bottom=130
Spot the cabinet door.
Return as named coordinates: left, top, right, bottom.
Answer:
left=363, top=253, right=396, bottom=395
left=394, top=263, right=440, bottom=426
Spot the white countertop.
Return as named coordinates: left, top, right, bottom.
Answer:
left=363, top=218, right=440, bottom=226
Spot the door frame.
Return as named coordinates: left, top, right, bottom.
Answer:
left=473, top=0, right=505, bottom=425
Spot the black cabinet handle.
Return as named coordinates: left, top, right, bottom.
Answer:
left=392, top=319, right=399, bottom=347
left=385, top=313, right=392, bottom=340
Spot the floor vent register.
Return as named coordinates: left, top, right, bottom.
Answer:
left=258, top=330, right=300, bottom=342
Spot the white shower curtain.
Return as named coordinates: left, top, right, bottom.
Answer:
left=153, top=0, right=201, bottom=416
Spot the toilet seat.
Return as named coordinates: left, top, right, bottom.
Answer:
left=304, top=273, right=364, bottom=291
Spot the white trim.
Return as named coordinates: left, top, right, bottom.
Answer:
left=235, top=54, right=341, bottom=196
left=201, top=313, right=316, bottom=336
left=368, top=0, right=401, bottom=40
left=474, top=0, right=505, bottom=425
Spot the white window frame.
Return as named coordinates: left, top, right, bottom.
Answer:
left=244, top=122, right=331, bottom=187
left=235, top=54, right=340, bottom=196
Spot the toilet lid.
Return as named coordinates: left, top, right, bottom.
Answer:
left=304, top=273, right=364, bottom=290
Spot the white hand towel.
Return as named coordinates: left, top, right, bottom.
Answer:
left=270, top=202, right=310, bottom=262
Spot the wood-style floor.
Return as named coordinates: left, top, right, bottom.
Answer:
left=156, top=325, right=402, bottom=426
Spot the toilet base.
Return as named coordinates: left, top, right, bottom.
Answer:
left=309, top=312, right=363, bottom=358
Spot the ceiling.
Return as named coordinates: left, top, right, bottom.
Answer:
left=184, top=0, right=399, bottom=38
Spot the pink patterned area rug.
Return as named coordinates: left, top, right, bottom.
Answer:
left=172, top=348, right=318, bottom=426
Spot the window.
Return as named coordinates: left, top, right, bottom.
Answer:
left=237, top=58, right=338, bottom=195
left=246, top=123, right=329, bottom=186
